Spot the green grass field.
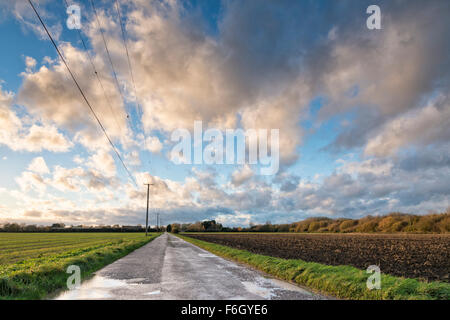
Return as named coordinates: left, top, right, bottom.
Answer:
left=0, top=233, right=159, bottom=300
left=177, top=234, right=450, bottom=300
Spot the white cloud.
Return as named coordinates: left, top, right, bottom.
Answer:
left=124, top=150, right=141, bottom=167
left=231, top=165, right=253, bottom=186
left=22, top=125, right=73, bottom=152
left=86, top=150, right=116, bottom=177
left=17, top=44, right=130, bottom=147
left=51, top=165, right=84, bottom=192
left=365, top=95, right=450, bottom=157
left=15, top=171, right=46, bottom=193
left=144, top=135, right=163, bottom=154
left=27, top=156, right=50, bottom=174
left=73, top=155, right=84, bottom=165
left=0, top=0, right=62, bottom=41
left=24, top=56, right=36, bottom=72
left=0, top=85, right=73, bottom=152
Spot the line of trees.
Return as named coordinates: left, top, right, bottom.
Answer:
left=286, top=212, right=449, bottom=233
left=168, top=220, right=223, bottom=233
left=167, top=212, right=450, bottom=234
left=0, top=223, right=166, bottom=233
left=2, top=211, right=449, bottom=234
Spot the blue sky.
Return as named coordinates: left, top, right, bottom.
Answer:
left=0, top=0, right=449, bottom=226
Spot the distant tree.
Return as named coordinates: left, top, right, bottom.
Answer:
left=339, top=220, right=357, bottom=232
left=4, top=223, right=21, bottom=232
left=201, top=220, right=223, bottom=232
left=171, top=224, right=181, bottom=233
left=24, top=224, right=38, bottom=232
left=186, top=222, right=203, bottom=232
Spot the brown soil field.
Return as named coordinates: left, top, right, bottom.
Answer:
left=185, top=233, right=450, bottom=282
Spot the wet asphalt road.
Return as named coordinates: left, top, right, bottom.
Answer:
left=56, top=233, right=326, bottom=300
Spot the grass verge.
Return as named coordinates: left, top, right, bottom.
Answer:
left=177, top=234, right=450, bottom=300
left=0, top=233, right=160, bottom=300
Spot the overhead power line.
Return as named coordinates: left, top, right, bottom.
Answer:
left=90, top=0, right=144, bottom=170
left=114, top=0, right=150, bottom=155
left=27, top=0, right=137, bottom=187
left=114, top=0, right=141, bottom=117
left=90, top=0, right=130, bottom=122
left=63, top=0, right=124, bottom=137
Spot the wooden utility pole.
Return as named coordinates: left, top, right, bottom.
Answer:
left=144, top=183, right=154, bottom=236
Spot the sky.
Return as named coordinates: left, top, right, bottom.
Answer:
left=0, top=0, right=449, bottom=227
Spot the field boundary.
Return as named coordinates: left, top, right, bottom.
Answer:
left=0, top=233, right=161, bottom=300
left=177, top=234, right=450, bottom=300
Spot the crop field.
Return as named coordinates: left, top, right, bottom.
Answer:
left=0, top=233, right=159, bottom=299
left=184, top=233, right=450, bottom=282
left=0, top=233, right=152, bottom=265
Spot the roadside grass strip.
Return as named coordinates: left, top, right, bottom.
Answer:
left=0, top=233, right=160, bottom=299
left=178, top=234, right=450, bottom=300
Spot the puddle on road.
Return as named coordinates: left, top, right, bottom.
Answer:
left=241, top=276, right=313, bottom=299
left=269, top=278, right=313, bottom=296
left=198, top=253, right=216, bottom=258
left=145, top=290, right=161, bottom=295
left=241, top=281, right=274, bottom=299
left=127, top=277, right=147, bottom=284
left=55, top=276, right=128, bottom=300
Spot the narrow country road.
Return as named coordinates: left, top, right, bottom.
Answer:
left=55, top=233, right=326, bottom=300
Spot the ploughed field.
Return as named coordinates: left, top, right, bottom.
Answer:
left=184, top=233, right=450, bottom=282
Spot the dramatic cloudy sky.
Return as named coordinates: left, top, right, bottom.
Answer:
left=0, top=0, right=449, bottom=226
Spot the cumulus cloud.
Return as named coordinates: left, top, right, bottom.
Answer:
left=365, top=95, right=450, bottom=157
left=16, top=0, right=449, bottom=164
left=24, top=56, right=37, bottom=73
left=231, top=165, right=253, bottom=186
left=16, top=171, right=46, bottom=193
left=82, top=0, right=313, bottom=163
left=143, top=135, right=163, bottom=154
left=50, top=165, right=119, bottom=193
left=0, top=85, right=72, bottom=152
left=18, top=43, right=129, bottom=140
left=0, top=0, right=62, bottom=40
left=86, top=150, right=117, bottom=177
left=23, top=210, right=42, bottom=217
left=23, top=125, right=73, bottom=152
left=315, top=1, right=450, bottom=153
left=27, top=156, right=50, bottom=174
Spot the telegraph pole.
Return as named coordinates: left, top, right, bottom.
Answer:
left=144, top=183, right=154, bottom=236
